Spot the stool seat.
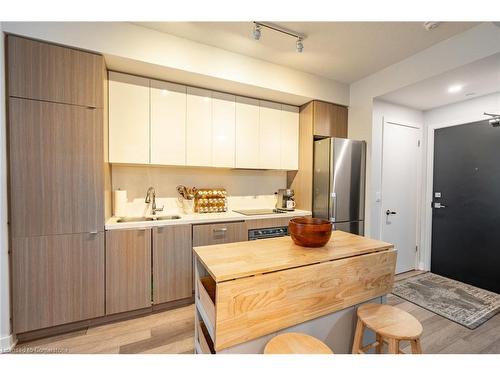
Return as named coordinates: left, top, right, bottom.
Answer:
left=264, top=333, right=333, bottom=354
left=357, top=303, right=423, bottom=340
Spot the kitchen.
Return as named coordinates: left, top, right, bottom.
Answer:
left=1, top=5, right=500, bottom=373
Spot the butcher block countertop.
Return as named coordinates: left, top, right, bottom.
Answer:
left=193, top=230, right=394, bottom=282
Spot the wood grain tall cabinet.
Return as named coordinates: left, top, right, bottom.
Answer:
left=287, top=100, right=348, bottom=211
left=7, top=35, right=109, bottom=334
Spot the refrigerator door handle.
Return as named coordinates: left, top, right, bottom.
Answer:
left=330, top=192, right=337, bottom=222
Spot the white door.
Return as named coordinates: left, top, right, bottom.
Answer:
left=381, top=121, right=420, bottom=274
left=280, top=104, right=299, bottom=170
left=108, top=72, right=150, bottom=164
left=259, top=100, right=282, bottom=169
left=212, top=92, right=236, bottom=168
left=235, top=96, right=260, bottom=169
left=186, top=87, right=212, bottom=167
left=150, top=80, right=186, bottom=166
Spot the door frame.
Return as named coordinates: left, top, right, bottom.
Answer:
left=380, top=118, right=422, bottom=272
left=421, top=114, right=489, bottom=271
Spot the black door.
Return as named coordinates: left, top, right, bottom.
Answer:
left=431, top=120, right=500, bottom=293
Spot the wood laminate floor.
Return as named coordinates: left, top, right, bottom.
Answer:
left=12, top=271, right=500, bottom=354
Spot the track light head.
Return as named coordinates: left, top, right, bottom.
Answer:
left=253, top=24, right=261, bottom=40
left=296, top=38, right=304, bottom=53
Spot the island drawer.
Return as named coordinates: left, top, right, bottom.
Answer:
left=196, top=313, right=215, bottom=354
left=193, top=221, right=247, bottom=246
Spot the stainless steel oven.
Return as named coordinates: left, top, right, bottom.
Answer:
left=248, top=226, right=288, bottom=240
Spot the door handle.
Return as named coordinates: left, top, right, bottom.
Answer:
left=385, top=210, right=397, bottom=215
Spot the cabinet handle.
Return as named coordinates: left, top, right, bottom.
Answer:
left=213, top=228, right=227, bottom=233
left=89, top=231, right=98, bottom=234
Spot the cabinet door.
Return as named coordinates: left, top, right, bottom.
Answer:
left=9, top=98, right=103, bottom=237
left=259, top=101, right=282, bottom=169
left=235, top=96, right=260, bottom=169
left=153, top=225, right=193, bottom=304
left=108, top=72, right=150, bottom=164
left=7, top=35, right=103, bottom=108
left=106, top=229, right=152, bottom=315
left=193, top=222, right=247, bottom=246
left=12, top=233, right=105, bottom=333
left=150, top=80, right=187, bottom=166
left=212, top=92, right=236, bottom=168
left=313, top=101, right=348, bottom=138
left=186, top=87, right=212, bottom=167
left=280, top=105, right=299, bottom=170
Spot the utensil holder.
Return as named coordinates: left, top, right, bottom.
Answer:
left=182, top=199, right=195, bottom=214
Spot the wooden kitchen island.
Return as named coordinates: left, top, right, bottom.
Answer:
left=193, top=230, right=396, bottom=354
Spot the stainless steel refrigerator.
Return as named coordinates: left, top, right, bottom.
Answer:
left=313, top=138, right=366, bottom=235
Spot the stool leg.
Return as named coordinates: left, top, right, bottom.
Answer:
left=410, top=339, right=422, bottom=354
left=387, top=338, right=399, bottom=354
left=351, top=317, right=365, bottom=354
left=375, top=334, right=383, bottom=354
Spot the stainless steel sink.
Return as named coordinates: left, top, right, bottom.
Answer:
left=116, top=215, right=181, bottom=223
left=154, top=215, right=181, bottom=221
left=116, top=217, right=153, bottom=223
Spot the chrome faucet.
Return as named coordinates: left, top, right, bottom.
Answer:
left=145, top=187, right=164, bottom=216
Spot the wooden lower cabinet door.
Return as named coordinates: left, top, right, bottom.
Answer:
left=152, top=225, right=193, bottom=304
left=105, top=229, right=152, bottom=315
left=12, top=233, right=105, bottom=333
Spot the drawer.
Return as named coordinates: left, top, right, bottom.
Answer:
left=196, top=313, right=215, bottom=354
left=196, top=275, right=216, bottom=337
left=193, top=221, right=247, bottom=246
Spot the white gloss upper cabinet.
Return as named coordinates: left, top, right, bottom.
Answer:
left=280, top=105, right=299, bottom=170
left=150, top=80, right=187, bottom=166
left=212, top=92, right=235, bottom=168
left=108, top=72, right=150, bottom=164
left=235, top=96, right=260, bottom=169
left=259, top=101, right=282, bottom=169
left=186, top=87, right=212, bottom=167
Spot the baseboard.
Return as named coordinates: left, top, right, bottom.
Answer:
left=0, top=333, right=17, bottom=353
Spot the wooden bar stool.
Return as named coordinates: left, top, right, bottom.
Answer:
left=264, top=333, right=334, bottom=354
left=352, top=303, right=423, bottom=354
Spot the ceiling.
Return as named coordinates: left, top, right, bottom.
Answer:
left=133, top=22, right=479, bottom=84
left=379, top=52, right=500, bottom=111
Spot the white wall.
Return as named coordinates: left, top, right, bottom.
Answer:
left=424, top=91, right=500, bottom=128
left=349, top=22, right=500, bottom=237
left=0, top=23, right=14, bottom=352
left=371, top=100, right=423, bottom=241
left=419, top=91, right=500, bottom=269
left=2, top=22, right=348, bottom=107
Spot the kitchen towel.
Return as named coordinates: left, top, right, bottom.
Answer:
left=114, top=190, right=128, bottom=217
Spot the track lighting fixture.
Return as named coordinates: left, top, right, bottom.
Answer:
left=296, top=38, right=304, bottom=53
left=253, top=23, right=261, bottom=40
left=252, top=22, right=306, bottom=53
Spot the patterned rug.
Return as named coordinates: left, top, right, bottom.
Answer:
left=392, top=272, right=500, bottom=329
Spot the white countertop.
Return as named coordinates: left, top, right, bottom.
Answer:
left=105, top=209, right=311, bottom=230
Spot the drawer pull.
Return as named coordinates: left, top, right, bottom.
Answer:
left=213, top=228, right=227, bottom=233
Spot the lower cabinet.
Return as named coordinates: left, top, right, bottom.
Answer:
left=12, top=232, right=105, bottom=333
left=153, top=225, right=193, bottom=304
left=193, top=221, right=247, bottom=246
left=105, top=229, right=152, bottom=315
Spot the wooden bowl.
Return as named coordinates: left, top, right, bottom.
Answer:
left=288, top=217, right=333, bottom=248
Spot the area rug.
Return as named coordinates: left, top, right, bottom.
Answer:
left=392, top=272, right=500, bottom=329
